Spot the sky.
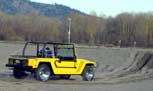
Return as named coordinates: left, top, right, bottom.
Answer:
left=30, top=0, right=153, bottom=16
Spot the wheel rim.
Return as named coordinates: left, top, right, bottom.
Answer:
left=39, top=67, right=50, bottom=81
left=86, top=71, right=94, bottom=81
left=85, top=67, right=94, bottom=81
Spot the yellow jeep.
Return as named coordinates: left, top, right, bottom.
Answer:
left=6, top=41, right=96, bottom=81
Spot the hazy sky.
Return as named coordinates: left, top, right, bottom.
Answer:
left=31, top=0, right=153, bottom=16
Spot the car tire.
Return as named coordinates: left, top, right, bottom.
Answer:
left=35, top=64, right=51, bottom=81
left=60, top=75, right=71, bottom=80
left=82, top=65, right=95, bottom=81
left=13, top=66, right=27, bottom=79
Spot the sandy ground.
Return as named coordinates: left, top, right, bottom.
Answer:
left=0, top=42, right=153, bottom=91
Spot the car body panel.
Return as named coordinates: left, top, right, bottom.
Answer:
left=27, top=58, right=96, bottom=74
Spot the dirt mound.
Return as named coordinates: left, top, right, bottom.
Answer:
left=98, top=51, right=153, bottom=81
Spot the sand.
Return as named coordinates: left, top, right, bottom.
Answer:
left=0, top=42, right=153, bottom=91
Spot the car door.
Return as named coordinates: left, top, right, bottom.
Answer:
left=54, top=44, right=76, bottom=68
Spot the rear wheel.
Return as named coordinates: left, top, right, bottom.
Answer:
left=13, top=66, right=28, bottom=79
left=82, top=65, right=95, bottom=81
left=35, top=64, right=51, bottom=81
left=60, top=75, right=71, bottom=80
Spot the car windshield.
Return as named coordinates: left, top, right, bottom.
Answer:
left=55, top=45, right=75, bottom=59
left=23, top=43, right=37, bottom=57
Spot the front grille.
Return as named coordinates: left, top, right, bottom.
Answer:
left=8, top=59, right=15, bottom=65
left=8, top=58, right=28, bottom=66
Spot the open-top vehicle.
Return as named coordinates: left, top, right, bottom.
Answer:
left=6, top=41, right=96, bottom=81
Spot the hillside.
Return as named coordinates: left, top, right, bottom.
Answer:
left=0, top=0, right=84, bottom=17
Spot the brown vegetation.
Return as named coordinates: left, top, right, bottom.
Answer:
left=0, top=12, right=153, bottom=47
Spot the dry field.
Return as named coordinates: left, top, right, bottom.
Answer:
left=0, top=41, right=153, bottom=91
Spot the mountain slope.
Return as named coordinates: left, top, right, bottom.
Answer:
left=0, top=0, right=84, bottom=17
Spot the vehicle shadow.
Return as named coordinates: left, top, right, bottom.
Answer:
left=0, top=72, right=76, bottom=81
left=0, top=72, right=13, bottom=78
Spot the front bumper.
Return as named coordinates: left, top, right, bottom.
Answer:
left=5, top=64, right=16, bottom=67
left=5, top=64, right=33, bottom=72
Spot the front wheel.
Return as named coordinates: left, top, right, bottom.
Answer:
left=35, top=64, right=51, bottom=81
left=82, top=65, right=95, bottom=81
left=13, top=66, right=28, bottom=79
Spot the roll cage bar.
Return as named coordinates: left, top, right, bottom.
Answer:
left=22, top=41, right=76, bottom=59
